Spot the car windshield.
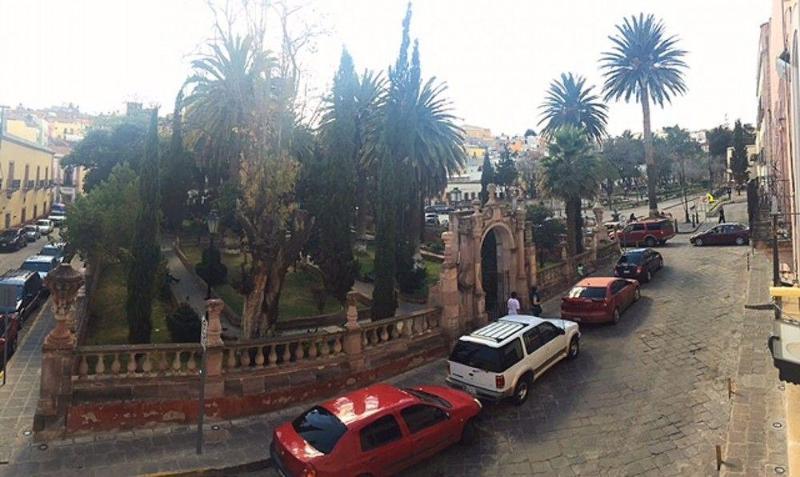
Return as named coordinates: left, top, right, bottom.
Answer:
left=618, top=253, right=644, bottom=265
left=22, top=261, right=52, bottom=273
left=567, top=286, right=606, bottom=299
left=1, top=230, right=17, bottom=238
left=449, top=340, right=517, bottom=373
left=36, top=220, right=49, bottom=226
left=23, top=226, right=36, bottom=232
left=291, top=406, right=347, bottom=455
left=41, top=247, right=59, bottom=256
left=402, top=388, right=452, bottom=409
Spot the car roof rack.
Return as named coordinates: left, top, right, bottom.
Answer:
left=471, top=320, right=526, bottom=342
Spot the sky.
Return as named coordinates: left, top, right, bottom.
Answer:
left=0, top=0, right=770, bottom=136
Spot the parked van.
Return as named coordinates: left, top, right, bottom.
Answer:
left=0, top=269, right=45, bottom=325
left=21, top=255, right=59, bottom=281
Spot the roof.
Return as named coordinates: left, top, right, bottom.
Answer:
left=0, top=269, right=37, bottom=285
left=622, top=248, right=647, bottom=255
left=1, top=133, right=54, bottom=155
left=23, top=255, right=57, bottom=264
left=462, top=316, right=543, bottom=347
left=574, top=277, right=617, bottom=287
left=320, top=384, right=415, bottom=426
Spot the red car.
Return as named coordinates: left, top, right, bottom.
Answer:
left=615, top=218, right=676, bottom=247
left=271, top=383, right=481, bottom=477
left=0, top=314, right=19, bottom=367
left=560, top=277, right=640, bottom=324
left=690, top=223, right=750, bottom=246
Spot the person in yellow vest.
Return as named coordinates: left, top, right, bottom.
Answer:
left=706, top=192, right=715, bottom=204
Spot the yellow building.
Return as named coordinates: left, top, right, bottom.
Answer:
left=5, top=118, right=45, bottom=144
left=0, top=134, right=55, bottom=229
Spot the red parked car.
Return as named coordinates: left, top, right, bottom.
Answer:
left=615, top=218, right=676, bottom=247
left=560, top=277, right=640, bottom=324
left=690, top=223, right=750, bottom=246
left=270, top=383, right=482, bottom=477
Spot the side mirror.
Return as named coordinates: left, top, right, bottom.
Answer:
left=559, top=328, right=566, bottom=335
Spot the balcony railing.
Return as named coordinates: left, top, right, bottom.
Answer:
left=7, top=180, right=20, bottom=191
left=23, top=180, right=34, bottom=190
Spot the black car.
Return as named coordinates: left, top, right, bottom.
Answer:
left=0, top=229, right=27, bottom=252
left=614, top=248, right=663, bottom=283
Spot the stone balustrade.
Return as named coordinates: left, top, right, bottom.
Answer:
left=222, top=331, right=347, bottom=372
left=74, top=344, right=203, bottom=380
left=360, top=308, right=441, bottom=349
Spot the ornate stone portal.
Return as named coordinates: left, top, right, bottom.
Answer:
left=434, top=185, right=537, bottom=342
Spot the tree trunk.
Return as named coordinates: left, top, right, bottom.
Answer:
left=680, top=161, right=690, bottom=223
left=257, top=264, right=287, bottom=337
left=564, top=197, right=579, bottom=258
left=241, top=261, right=268, bottom=339
left=640, top=87, right=658, bottom=217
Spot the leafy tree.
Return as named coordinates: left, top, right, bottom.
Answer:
left=161, top=91, right=196, bottom=232
left=126, top=109, right=161, bottom=344
left=516, top=149, right=543, bottom=198
left=494, top=145, right=518, bottom=188
left=527, top=203, right=566, bottom=263
left=166, top=303, right=201, bottom=343
left=64, top=164, right=139, bottom=267
left=479, top=150, right=495, bottom=204
left=660, top=125, right=702, bottom=221
left=195, top=245, right=227, bottom=286
left=601, top=14, right=688, bottom=217
left=731, top=120, right=750, bottom=189
left=62, top=121, right=146, bottom=191
left=538, top=126, right=602, bottom=256
left=539, top=72, right=608, bottom=143
left=301, top=49, right=360, bottom=305
left=601, top=130, right=643, bottom=198
left=706, top=125, right=732, bottom=186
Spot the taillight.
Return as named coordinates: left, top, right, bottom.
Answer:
left=636, top=266, right=643, bottom=273
left=301, top=466, right=317, bottom=477
left=495, top=375, right=505, bottom=389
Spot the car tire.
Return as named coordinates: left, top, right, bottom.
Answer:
left=695, top=238, right=703, bottom=247
left=512, top=374, right=532, bottom=406
left=567, top=337, right=580, bottom=360
left=644, top=237, right=656, bottom=247
left=611, top=307, right=621, bottom=324
left=735, top=237, right=745, bottom=246
left=459, top=418, right=478, bottom=445
left=633, top=287, right=641, bottom=302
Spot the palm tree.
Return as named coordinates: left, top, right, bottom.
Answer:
left=539, top=73, right=608, bottom=143
left=539, top=126, right=603, bottom=256
left=600, top=13, right=688, bottom=217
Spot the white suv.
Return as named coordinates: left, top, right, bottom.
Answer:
left=446, top=315, right=580, bottom=405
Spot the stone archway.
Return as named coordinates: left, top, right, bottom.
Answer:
left=432, top=185, right=538, bottom=342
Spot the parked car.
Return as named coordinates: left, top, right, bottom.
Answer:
left=40, top=242, right=66, bottom=263
left=0, top=229, right=27, bottom=252
left=22, top=225, right=41, bottom=242
left=560, top=277, right=640, bottom=324
left=446, top=315, right=580, bottom=405
left=51, top=203, right=66, bottom=214
left=614, top=218, right=676, bottom=247
left=425, top=213, right=440, bottom=225
left=20, top=255, right=59, bottom=281
left=690, top=223, right=750, bottom=246
left=614, top=248, right=663, bottom=283
left=47, top=212, right=66, bottom=226
left=0, top=313, right=19, bottom=366
left=0, top=269, right=46, bottom=326
left=35, top=219, right=54, bottom=235
left=270, top=383, right=481, bottom=477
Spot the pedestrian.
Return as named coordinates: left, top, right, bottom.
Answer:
left=629, top=212, right=636, bottom=222
left=529, top=286, right=542, bottom=316
left=507, top=292, right=521, bottom=315
left=577, top=263, right=586, bottom=278
left=718, top=205, right=726, bottom=224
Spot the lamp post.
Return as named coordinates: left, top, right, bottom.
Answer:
left=196, top=209, right=219, bottom=455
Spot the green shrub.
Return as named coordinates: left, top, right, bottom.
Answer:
left=166, top=303, right=201, bottom=343
left=195, top=246, right=228, bottom=286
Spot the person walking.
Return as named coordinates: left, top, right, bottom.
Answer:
left=718, top=205, right=726, bottom=224
left=507, top=292, right=521, bottom=315
left=529, top=286, right=542, bottom=316
left=629, top=212, right=636, bottom=222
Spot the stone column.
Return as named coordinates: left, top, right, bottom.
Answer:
left=204, top=299, right=226, bottom=397
left=34, top=264, right=84, bottom=437
left=439, top=232, right=462, bottom=343
left=343, top=291, right=364, bottom=371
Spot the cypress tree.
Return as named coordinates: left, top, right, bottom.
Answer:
left=306, top=49, right=359, bottom=304
left=731, top=120, right=749, bottom=189
left=161, top=91, right=193, bottom=232
left=480, top=151, right=494, bottom=204
left=126, top=109, right=161, bottom=344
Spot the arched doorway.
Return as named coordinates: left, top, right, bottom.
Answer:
left=481, top=226, right=513, bottom=321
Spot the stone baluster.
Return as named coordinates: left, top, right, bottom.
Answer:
left=34, top=263, right=84, bottom=437
left=204, top=299, right=226, bottom=397
left=343, top=291, right=365, bottom=371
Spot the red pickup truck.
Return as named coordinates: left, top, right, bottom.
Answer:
left=615, top=218, right=676, bottom=247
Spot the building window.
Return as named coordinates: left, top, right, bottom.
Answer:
left=24, top=164, right=29, bottom=184
left=21, top=208, right=26, bottom=223
left=33, top=205, right=37, bottom=218
left=8, top=161, right=14, bottom=183
left=36, top=166, right=40, bottom=182
left=4, top=214, right=9, bottom=229
left=45, top=167, right=48, bottom=182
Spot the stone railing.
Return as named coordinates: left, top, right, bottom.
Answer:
left=537, top=261, right=569, bottom=290
left=222, top=331, right=347, bottom=372
left=596, top=240, right=621, bottom=263
left=361, top=308, right=441, bottom=349
left=74, top=344, right=203, bottom=380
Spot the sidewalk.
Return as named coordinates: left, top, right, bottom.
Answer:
left=0, top=305, right=53, bottom=465
left=720, top=249, right=789, bottom=475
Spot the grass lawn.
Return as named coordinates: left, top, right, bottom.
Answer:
left=85, top=262, right=171, bottom=345
left=182, top=243, right=342, bottom=319
left=355, top=244, right=441, bottom=288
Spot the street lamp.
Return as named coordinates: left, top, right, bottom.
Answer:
left=205, top=210, right=219, bottom=300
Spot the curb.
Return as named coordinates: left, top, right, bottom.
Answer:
left=676, top=220, right=706, bottom=235
left=143, top=459, right=272, bottom=477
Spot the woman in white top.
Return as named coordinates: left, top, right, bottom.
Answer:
left=507, top=292, right=520, bottom=315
